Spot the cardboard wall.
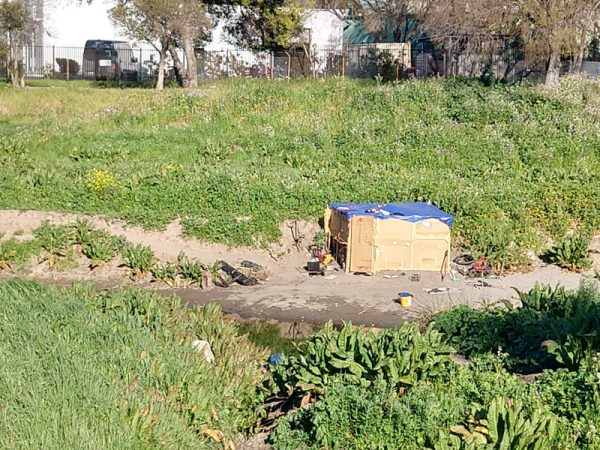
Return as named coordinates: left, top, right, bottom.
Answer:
left=328, top=208, right=450, bottom=273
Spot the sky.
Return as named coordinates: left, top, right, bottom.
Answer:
left=44, top=0, right=130, bottom=47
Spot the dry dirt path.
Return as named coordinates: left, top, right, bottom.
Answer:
left=0, top=210, right=592, bottom=327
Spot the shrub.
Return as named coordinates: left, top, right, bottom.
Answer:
left=434, top=284, right=600, bottom=372
left=272, top=380, right=469, bottom=450
left=435, top=397, right=562, bottom=449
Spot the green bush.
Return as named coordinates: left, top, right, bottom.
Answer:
left=435, top=397, right=561, bottom=449
left=81, top=231, right=124, bottom=268
left=433, top=283, right=600, bottom=372
left=271, top=380, right=469, bottom=450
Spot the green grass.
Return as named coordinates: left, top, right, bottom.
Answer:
left=0, top=280, right=268, bottom=449
left=2, top=77, right=600, bottom=266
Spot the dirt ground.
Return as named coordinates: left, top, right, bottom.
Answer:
left=0, top=210, right=596, bottom=328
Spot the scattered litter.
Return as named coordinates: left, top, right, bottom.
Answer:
left=486, top=274, right=499, bottom=280
left=423, top=287, right=462, bottom=295
left=410, top=274, right=421, bottom=282
left=397, top=292, right=413, bottom=307
left=358, top=306, right=373, bottom=315
left=324, top=275, right=337, bottom=280
left=192, top=340, right=215, bottom=364
left=449, top=270, right=459, bottom=282
left=219, top=260, right=258, bottom=286
left=383, top=275, right=400, bottom=279
left=471, top=280, right=492, bottom=288
left=355, top=272, right=374, bottom=276
left=453, top=254, right=475, bottom=266
left=241, top=260, right=262, bottom=270
left=268, top=353, right=284, bottom=366
left=306, top=259, right=325, bottom=276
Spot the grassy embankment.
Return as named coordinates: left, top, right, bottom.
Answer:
left=2, top=78, right=600, bottom=268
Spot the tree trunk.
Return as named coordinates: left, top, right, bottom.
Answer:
left=8, top=31, right=25, bottom=88
left=182, top=31, right=198, bottom=88
left=169, top=48, right=186, bottom=88
left=156, top=49, right=166, bottom=91
left=545, top=50, right=561, bottom=87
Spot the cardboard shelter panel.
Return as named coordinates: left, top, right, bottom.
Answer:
left=411, top=239, right=450, bottom=271
left=329, top=209, right=349, bottom=243
left=373, top=218, right=413, bottom=272
left=327, top=205, right=452, bottom=274
left=348, top=216, right=374, bottom=272
left=414, top=219, right=450, bottom=238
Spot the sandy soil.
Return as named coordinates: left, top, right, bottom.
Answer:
left=0, top=210, right=595, bottom=327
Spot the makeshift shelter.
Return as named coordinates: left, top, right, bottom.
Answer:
left=325, top=202, right=453, bottom=274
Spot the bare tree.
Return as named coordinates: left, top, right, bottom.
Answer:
left=350, top=0, right=432, bottom=42
left=0, top=0, right=31, bottom=88
left=365, top=0, right=600, bottom=86
left=514, top=0, right=600, bottom=86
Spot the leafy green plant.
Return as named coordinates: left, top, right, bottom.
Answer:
left=0, top=238, right=41, bottom=270
left=176, top=252, right=208, bottom=287
left=150, top=261, right=180, bottom=287
left=81, top=233, right=120, bottom=269
left=33, top=221, right=71, bottom=267
left=122, top=244, right=155, bottom=278
left=0, top=244, right=16, bottom=270
left=515, top=283, right=573, bottom=315
left=273, top=321, right=454, bottom=398
left=69, top=219, right=94, bottom=246
left=546, top=234, right=592, bottom=272
left=272, top=380, right=468, bottom=450
left=435, top=398, right=559, bottom=449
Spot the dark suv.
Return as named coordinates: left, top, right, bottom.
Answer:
left=83, top=40, right=139, bottom=81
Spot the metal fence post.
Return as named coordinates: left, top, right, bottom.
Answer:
left=225, top=49, right=229, bottom=78
left=139, top=48, right=142, bottom=82
left=66, top=56, right=70, bottom=81
left=52, top=46, right=55, bottom=78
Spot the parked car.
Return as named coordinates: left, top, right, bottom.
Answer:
left=82, top=40, right=139, bottom=81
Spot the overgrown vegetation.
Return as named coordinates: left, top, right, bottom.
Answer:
left=0, top=221, right=232, bottom=288
left=2, top=78, right=600, bottom=268
left=0, top=280, right=268, bottom=448
left=269, top=283, right=600, bottom=449
left=1, top=279, right=599, bottom=448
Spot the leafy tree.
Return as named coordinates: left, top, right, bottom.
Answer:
left=0, top=0, right=31, bottom=88
left=206, top=0, right=305, bottom=51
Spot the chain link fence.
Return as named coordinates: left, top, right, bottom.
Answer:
left=1, top=44, right=414, bottom=82
left=3, top=42, right=599, bottom=83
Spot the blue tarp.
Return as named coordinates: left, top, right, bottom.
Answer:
left=330, top=202, right=454, bottom=228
